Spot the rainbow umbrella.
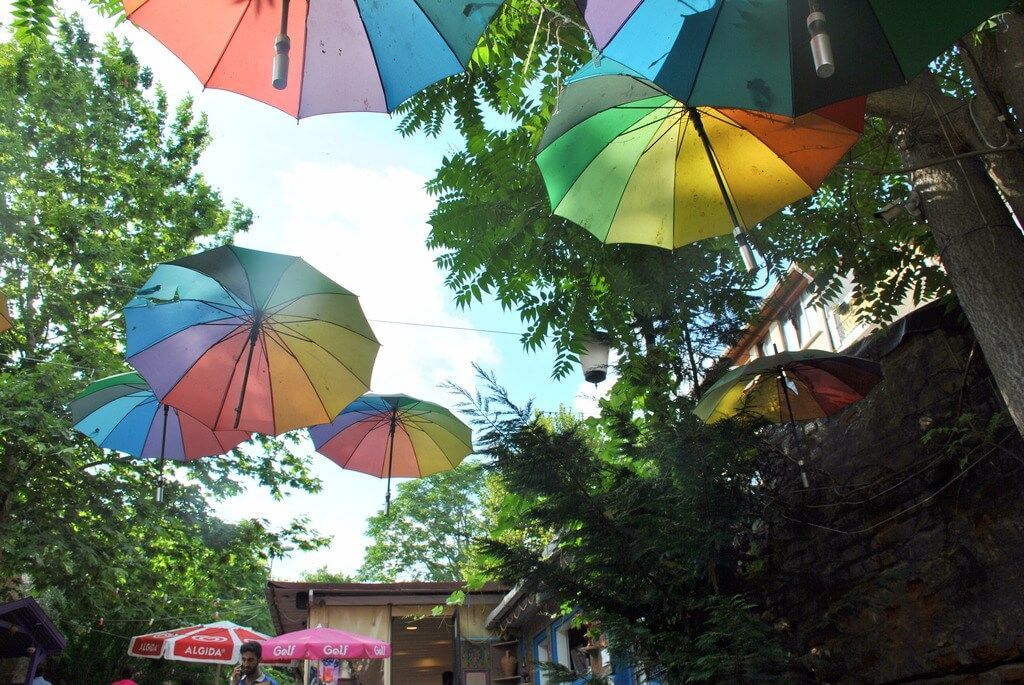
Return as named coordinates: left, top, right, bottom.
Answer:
left=70, top=372, right=251, bottom=501
left=309, top=393, right=472, bottom=513
left=575, top=0, right=1012, bottom=117
left=124, top=245, right=379, bottom=436
left=537, top=59, right=863, bottom=256
left=122, top=0, right=503, bottom=117
left=694, top=350, right=882, bottom=487
left=0, top=291, right=11, bottom=334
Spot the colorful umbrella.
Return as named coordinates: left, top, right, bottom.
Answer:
left=536, top=60, right=863, bottom=255
left=309, top=393, right=473, bottom=512
left=70, top=372, right=251, bottom=501
left=122, top=0, right=503, bottom=117
left=128, top=620, right=269, bottom=664
left=124, top=245, right=379, bottom=436
left=694, top=350, right=883, bottom=487
left=260, top=626, right=391, bottom=662
left=575, top=0, right=1011, bottom=117
left=0, top=291, right=11, bottom=334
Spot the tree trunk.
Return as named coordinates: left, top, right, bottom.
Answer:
left=896, top=128, right=1024, bottom=434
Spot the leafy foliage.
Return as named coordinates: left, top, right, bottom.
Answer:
left=0, top=18, right=323, bottom=682
left=357, top=462, right=488, bottom=582
left=460, top=368, right=788, bottom=683
left=399, top=0, right=758, bottom=383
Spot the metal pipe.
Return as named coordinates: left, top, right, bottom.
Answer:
left=233, top=312, right=263, bottom=429
left=689, top=107, right=758, bottom=272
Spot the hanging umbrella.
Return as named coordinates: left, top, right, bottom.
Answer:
left=70, top=372, right=251, bottom=501
left=574, top=0, right=1011, bottom=117
left=122, top=0, right=503, bottom=117
left=260, top=626, right=390, bottom=662
left=694, top=349, right=882, bottom=486
left=0, top=291, right=11, bottom=334
left=124, top=245, right=379, bottom=436
left=536, top=60, right=863, bottom=259
left=308, top=393, right=473, bottom=513
left=128, top=620, right=269, bottom=679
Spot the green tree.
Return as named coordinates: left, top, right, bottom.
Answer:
left=357, top=462, right=487, bottom=582
left=459, top=369, right=788, bottom=683
left=0, top=19, right=324, bottom=682
left=398, top=0, right=1024, bottom=430
left=397, top=0, right=757, bottom=390
left=301, top=566, right=356, bottom=583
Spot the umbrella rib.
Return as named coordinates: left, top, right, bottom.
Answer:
left=84, top=394, right=157, bottom=457
left=711, top=107, right=828, bottom=194
left=265, top=290, right=358, bottom=315
left=203, top=0, right=254, bottom=86
left=325, top=419, right=390, bottom=472
left=783, top=366, right=828, bottom=418
left=258, top=257, right=302, bottom=314
left=555, top=104, right=673, bottom=238
left=202, top=326, right=258, bottom=430
left=351, top=0, right=390, bottom=110
left=268, top=328, right=333, bottom=424
left=404, top=421, right=471, bottom=470
left=641, top=108, right=684, bottom=155
left=263, top=322, right=373, bottom=388
left=410, top=0, right=465, bottom=67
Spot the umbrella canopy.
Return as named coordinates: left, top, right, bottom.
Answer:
left=309, top=393, right=473, bottom=511
left=575, top=0, right=1011, bottom=117
left=128, top=621, right=269, bottom=664
left=261, top=626, right=390, bottom=662
left=573, top=0, right=1011, bottom=116
left=124, top=245, right=379, bottom=436
left=123, top=0, right=503, bottom=117
left=71, top=372, right=251, bottom=462
left=537, top=60, right=863, bottom=249
left=0, top=291, right=11, bottom=333
left=694, top=350, right=883, bottom=424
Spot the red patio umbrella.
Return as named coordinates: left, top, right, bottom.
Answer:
left=128, top=620, right=269, bottom=664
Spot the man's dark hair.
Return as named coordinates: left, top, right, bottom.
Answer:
left=240, top=641, right=262, bottom=660
left=119, top=666, right=134, bottom=679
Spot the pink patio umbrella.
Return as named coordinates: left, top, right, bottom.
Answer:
left=260, top=626, right=390, bottom=663
left=128, top=620, right=269, bottom=664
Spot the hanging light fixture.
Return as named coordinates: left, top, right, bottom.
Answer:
left=580, top=332, right=611, bottom=385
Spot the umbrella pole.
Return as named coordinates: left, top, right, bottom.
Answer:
left=273, top=0, right=292, bottom=89
left=157, top=404, right=169, bottom=503
left=688, top=107, right=757, bottom=272
left=216, top=663, right=222, bottom=684
left=233, top=315, right=263, bottom=429
left=385, top=410, right=398, bottom=516
left=778, top=368, right=810, bottom=489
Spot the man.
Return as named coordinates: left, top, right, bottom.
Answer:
left=231, top=641, right=279, bottom=685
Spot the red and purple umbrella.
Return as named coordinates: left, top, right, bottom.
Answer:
left=124, top=246, right=379, bottom=436
left=694, top=350, right=883, bottom=487
left=308, top=393, right=473, bottom=512
left=260, top=626, right=390, bottom=662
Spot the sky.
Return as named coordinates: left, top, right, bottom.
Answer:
left=32, top=2, right=617, bottom=580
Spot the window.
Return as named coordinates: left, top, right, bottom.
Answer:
left=534, top=629, right=551, bottom=685
left=554, top=619, right=589, bottom=677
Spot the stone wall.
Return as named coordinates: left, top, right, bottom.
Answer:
left=765, top=304, right=1024, bottom=683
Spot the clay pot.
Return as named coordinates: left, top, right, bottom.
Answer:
left=500, top=649, right=518, bottom=677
